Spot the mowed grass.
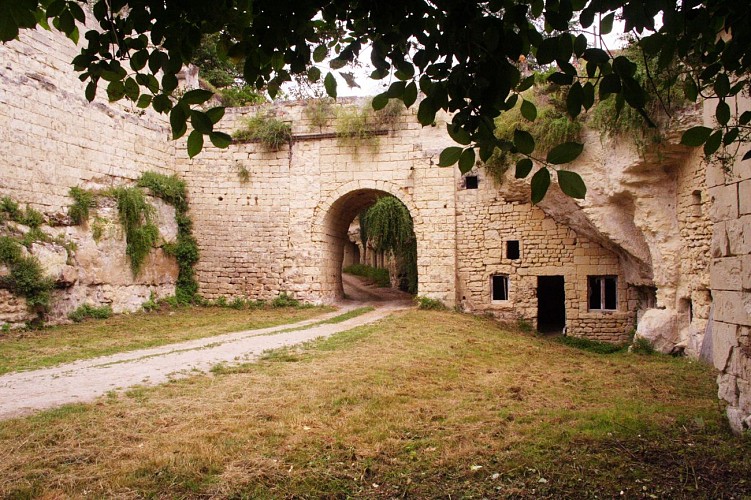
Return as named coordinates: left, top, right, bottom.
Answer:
left=0, top=306, right=333, bottom=374
left=0, top=310, right=749, bottom=498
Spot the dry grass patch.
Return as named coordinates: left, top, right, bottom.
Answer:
left=0, top=306, right=332, bottom=374
left=0, top=310, right=748, bottom=498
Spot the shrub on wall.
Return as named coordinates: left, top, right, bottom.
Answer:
left=138, top=172, right=200, bottom=304
left=67, top=187, right=95, bottom=225
left=113, top=186, right=159, bottom=275
left=233, top=114, right=292, bottom=150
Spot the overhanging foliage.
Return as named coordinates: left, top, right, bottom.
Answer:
left=3, top=0, right=750, bottom=201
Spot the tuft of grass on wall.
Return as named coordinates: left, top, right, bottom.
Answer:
left=113, top=187, right=159, bottom=276
left=233, top=114, right=292, bottom=150
left=304, top=98, right=335, bottom=130
left=67, top=187, right=95, bottom=225
left=68, top=304, right=113, bottom=323
left=335, top=105, right=377, bottom=151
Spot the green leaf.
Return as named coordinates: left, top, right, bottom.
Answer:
left=313, top=45, right=327, bottom=63
left=136, top=94, right=152, bottom=109
left=0, top=8, right=21, bottom=42
left=716, top=101, right=730, bottom=126
left=417, top=98, right=436, bottom=126
left=209, top=131, right=232, bottom=149
left=438, top=147, right=462, bottom=167
left=680, top=126, right=713, bottom=147
left=536, top=37, right=558, bottom=65
left=567, top=82, right=583, bottom=118
left=458, top=148, right=476, bottom=174
left=583, top=48, right=609, bottom=64
left=714, top=73, right=730, bottom=98
left=324, top=72, right=337, bottom=98
left=130, top=50, right=148, bottom=71
left=447, top=124, right=471, bottom=145
left=106, top=80, right=125, bottom=102
left=574, top=34, right=587, bottom=58
left=530, top=168, right=551, bottom=204
left=372, top=93, right=389, bottom=111
left=582, top=82, right=595, bottom=110
left=403, top=81, right=418, bottom=108
left=85, top=81, right=96, bottom=102
left=520, top=99, right=537, bottom=121
left=182, top=89, right=214, bottom=105
left=703, top=130, right=722, bottom=156
left=514, top=129, right=535, bottom=155
left=187, top=130, right=203, bottom=158
left=515, top=158, right=533, bottom=178
left=600, top=12, right=615, bottom=35
left=307, top=66, right=321, bottom=82
left=557, top=170, right=587, bottom=199
left=206, top=107, right=225, bottom=124
left=124, top=77, right=139, bottom=101
left=683, top=77, right=698, bottom=102
left=546, top=142, right=584, bottom=164
left=599, top=74, right=620, bottom=99
left=190, top=110, right=214, bottom=134
left=329, top=57, right=347, bottom=70
left=742, top=149, right=751, bottom=161
left=170, top=106, right=188, bottom=140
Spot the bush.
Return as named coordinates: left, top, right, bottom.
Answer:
left=415, top=296, right=446, bottom=310
left=631, top=336, right=656, bottom=355
left=142, top=292, right=158, bottom=312
left=137, top=172, right=188, bottom=213
left=68, top=304, right=113, bottom=322
left=271, top=292, right=300, bottom=308
left=6, top=256, right=54, bottom=313
left=342, top=264, right=390, bottom=287
left=557, top=335, right=628, bottom=354
left=68, top=187, right=95, bottom=225
left=217, top=85, right=265, bottom=107
left=0, top=236, right=22, bottom=264
left=233, top=115, right=292, bottom=150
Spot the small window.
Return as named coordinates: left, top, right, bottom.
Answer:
left=506, top=240, right=520, bottom=260
left=588, top=276, right=617, bottom=311
left=492, top=275, right=509, bottom=301
left=465, top=175, right=478, bottom=189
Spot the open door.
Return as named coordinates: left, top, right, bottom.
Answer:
left=537, top=276, right=566, bottom=333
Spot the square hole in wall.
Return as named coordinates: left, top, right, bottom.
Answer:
left=491, top=275, right=509, bottom=301
left=464, top=175, right=478, bottom=189
left=506, top=240, right=520, bottom=259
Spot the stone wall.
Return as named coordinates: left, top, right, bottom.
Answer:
left=0, top=26, right=179, bottom=324
left=706, top=96, right=751, bottom=433
left=176, top=98, right=458, bottom=306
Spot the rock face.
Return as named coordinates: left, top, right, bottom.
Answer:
left=0, top=195, right=179, bottom=326
left=635, top=309, right=680, bottom=354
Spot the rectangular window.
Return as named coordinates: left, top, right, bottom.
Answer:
left=492, top=275, right=509, bottom=301
left=506, top=240, right=520, bottom=260
left=588, top=276, right=617, bottom=310
left=465, top=175, right=478, bottom=189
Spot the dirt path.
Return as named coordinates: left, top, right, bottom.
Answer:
left=0, top=297, right=411, bottom=420
left=341, top=273, right=414, bottom=305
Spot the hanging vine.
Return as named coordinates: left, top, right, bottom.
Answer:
left=361, top=196, right=417, bottom=294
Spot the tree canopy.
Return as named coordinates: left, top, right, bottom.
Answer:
left=2, top=0, right=749, bottom=201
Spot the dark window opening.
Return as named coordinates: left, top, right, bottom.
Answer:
left=588, top=276, right=617, bottom=311
left=537, top=276, right=566, bottom=333
left=465, top=176, right=478, bottom=189
left=492, top=275, right=509, bottom=301
left=506, top=240, right=520, bottom=260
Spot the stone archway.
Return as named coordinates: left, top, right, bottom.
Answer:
left=312, top=181, right=421, bottom=302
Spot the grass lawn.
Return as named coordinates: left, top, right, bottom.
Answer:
left=0, top=310, right=749, bottom=497
left=0, top=305, right=333, bottom=375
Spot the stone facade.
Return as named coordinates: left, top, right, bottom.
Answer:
left=4, top=23, right=751, bottom=434
left=706, top=95, right=751, bottom=434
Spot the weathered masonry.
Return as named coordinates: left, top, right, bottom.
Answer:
left=1, top=26, right=749, bottom=433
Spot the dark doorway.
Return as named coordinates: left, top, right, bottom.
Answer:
left=537, top=276, right=566, bottom=333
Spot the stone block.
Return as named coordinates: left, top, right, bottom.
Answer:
left=711, top=257, right=743, bottom=291
left=713, top=321, right=739, bottom=371
left=708, top=183, right=739, bottom=222
left=740, top=179, right=751, bottom=215
left=714, top=290, right=751, bottom=326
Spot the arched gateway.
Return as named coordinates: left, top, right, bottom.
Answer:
left=311, top=181, right=421, bottom=301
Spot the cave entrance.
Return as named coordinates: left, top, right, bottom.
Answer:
left=537, top=276, right=566, bottom=333
left=320, top=189, right=417, bottom=303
